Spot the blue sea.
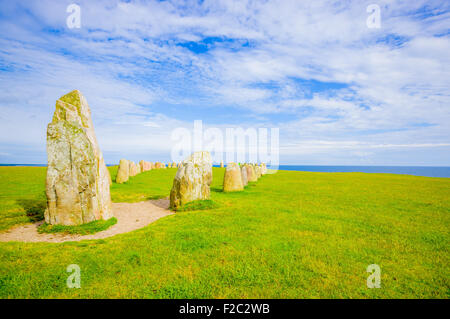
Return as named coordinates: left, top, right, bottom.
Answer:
left=277, top=165, right=450, bottom=178
left=1, top=164, right=449, bottom=178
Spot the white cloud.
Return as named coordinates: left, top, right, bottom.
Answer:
left=0, top=0, right=449, bottom=165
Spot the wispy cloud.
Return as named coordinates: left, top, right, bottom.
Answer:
left=0, top=0, right=449, bottom=165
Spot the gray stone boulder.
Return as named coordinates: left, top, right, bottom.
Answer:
left=170, top=151, right=213, bottom=209
left=116, top=159, right=130, bottom=183
left=45, top=90, right=113, bottom=225
left=223, top=162, right=244, bottom=192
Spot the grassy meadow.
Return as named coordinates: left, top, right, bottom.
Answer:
left=0, top=166, right=448, bottom=298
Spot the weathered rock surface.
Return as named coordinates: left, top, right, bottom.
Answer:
left=116, top=159, right=130, bottom=184
left=45, top=90, right=113, bottom=225
left=128, top=162, right=136, bottom=176
left=241, top=165, right=248, bottom=186
left=170, top=151, right=213, bottom=209
left=246, top=164, right=257, bottom=182
left=223, top=162, right=244, bottom=192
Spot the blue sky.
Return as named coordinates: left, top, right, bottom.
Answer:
left=0, top=0, right=449, bottom=165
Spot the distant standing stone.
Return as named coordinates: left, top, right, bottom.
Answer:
left=241, top=165, right=248, bottom=186
left=223, top=162, right=244, bottom=192
left=45, top=90, right=113, bottom=225
left=170, top=151, right=213, bottom=209
left=255, top=165, right=262, bottom=179
left=261, top=163, right=267, bottom=175
left=116, top=159, right=130, bottom=184
left=246, top=164, right=257, bottom=182
left=220, top=161, right=224, bottom=168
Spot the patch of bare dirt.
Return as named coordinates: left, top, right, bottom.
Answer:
left=0, top=199, right=173, bottom=243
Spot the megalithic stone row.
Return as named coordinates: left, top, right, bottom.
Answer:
left=170, top=151, right=213, bottom=210
left=45, top=90, right=113, bottom=225
left=116, top=159, right=130, bottom=184
left=223, top=162, right=244, bottom=192
left=241, top=165, right=248, bottom=186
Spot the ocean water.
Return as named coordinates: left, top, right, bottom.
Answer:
left=277, top=165, right=450, bottom=178
left=1, top=164, right=449, bottom=178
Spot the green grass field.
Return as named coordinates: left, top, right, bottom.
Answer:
left=0, top=166, right=448, bottom=298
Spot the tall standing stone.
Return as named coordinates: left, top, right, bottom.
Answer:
left=116, top=159, right=130, bottom=184
left=220, top=161, right=224, bottom=168
left=45, top=90, right=113, bottom=225
left=223, top=162, right=244, bottom=192
left=170, top=151, right=213, bottom=209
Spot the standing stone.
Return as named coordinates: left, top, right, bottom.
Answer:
left=241, top=165, right=248, bottom=186
left=246, top=164, right=257, bottom=182
left=139, top=160, right=145, bottom=172
left=255, top=165, right=262, bottom=179
left=223, top=163, right=244, bottom=192
left=261, top=163, right=267, bottom=175
left=107, top=167, right=112, bottom=185
left=116, top=159, right=130, bottom=184
left=170, top=151, right=213, bottom=209
left=220, top=161, right=224, bottom=168
left=45, top=90, right=113, bottom=225
left=129, top=162, right=136, bottom=176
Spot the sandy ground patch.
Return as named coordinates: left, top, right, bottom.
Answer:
left=0, top=199, right=173, bottom=243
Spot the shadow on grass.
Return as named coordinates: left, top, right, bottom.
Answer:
left=38, top=217, right=118, bottom=235
left=211, top=187, right=223, bottom=193
left=16, top=198, right=46, bottom=223
left=146, top=194, right=168, bottom=201
left=174, top=200, right=219, bottom=212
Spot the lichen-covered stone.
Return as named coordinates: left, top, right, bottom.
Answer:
left=45, top=90, right=113, bottom=225
left=241, top=165, right=248, bottom=186
left=223, top=162, right=244, bottom=192
left=116, top=159, right=130, bottom=183
left=170, top=151, right=212, bottom=209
